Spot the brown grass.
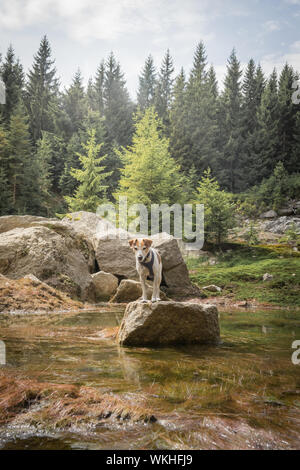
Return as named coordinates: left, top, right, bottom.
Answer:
left=0, top=275, right=84, bottom=312
left=0, top=370, right=156, bottom=428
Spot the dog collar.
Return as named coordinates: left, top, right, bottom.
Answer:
left=140, top=249, right=154, bottom=281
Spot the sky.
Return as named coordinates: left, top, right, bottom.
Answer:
left=0, top=0, right=300, bottom=99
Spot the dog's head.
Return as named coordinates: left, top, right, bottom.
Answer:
left=129, top=238, right=153, bottom=262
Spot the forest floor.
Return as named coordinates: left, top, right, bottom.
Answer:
left=187, top=243, right=300, bottom=308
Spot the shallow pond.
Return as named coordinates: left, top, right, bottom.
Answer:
left=0, top=304, right=299, bottom=450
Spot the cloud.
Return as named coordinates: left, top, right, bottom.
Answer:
left=0, top=0, right=251, bottom=44
left=261, top=41, right=300, bottom=77
left=0, top=0, right=208, bottom=42
left=263, top=20, right=281, bottom=32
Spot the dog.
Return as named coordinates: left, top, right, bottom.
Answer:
left=129, top=238, right=162, bottom=302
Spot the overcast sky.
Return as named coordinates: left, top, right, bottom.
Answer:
left=0, top=0, right=300, bottom=98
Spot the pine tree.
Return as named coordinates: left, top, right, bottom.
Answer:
left=65, top=129, right=111, bottom=212
left=169, top=68, right=191, bottom=172
left=154, top=50, right=174, bottom=129
left=242, top=59, right=257, bottom=134
left=115, top=107, right=182, bottom=207
left=7, top=104, right=39, bottom=213
left=0, top=123, right=11, bottom=214
left=184, top=42, right=218, bottom=177
left=25, top=35, right=59, bottom=142
left=0, top=45, right=24, bottom=124
left=0, top=167, right=10, bottom=215
left=137, top=55, right=156, bottom=111
left=60, top=110, right=107, bottom=196
left=291, top=110, right=300, bottom=173
left=254, top=64, right=266, bottom=108
left=63, top=69, right=87, bottom=135
left=217, top=49, right=243, bottom=192
left=195, top=168, right=236, bottom=245
left=207, top=65, right=218, bottom=99
left=103, top=52, right=134, bottom=195
left=35, top=131, right=53, bottom=214
left=277, top=64, right=299, bottom=172
left=240, top=59, right=261, bottom=188
left=255, top=69, right=280, bottom=180
left=240, top=60, right=266, bottom=188
left=86, top=77, right=96, bottom=111
left=94, top=61, right=105, bottom=116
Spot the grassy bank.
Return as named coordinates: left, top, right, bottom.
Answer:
left=187, top=244, right=300, bottom=307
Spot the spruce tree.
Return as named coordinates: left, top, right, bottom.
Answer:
left=255, top=69, right=280, bottom=180
left=195, top=168, right=236, bottom=245
left=207, top=65, right=218, bottom=99
left=184, top=42, right=218, bottom=177
left=240, top=59, right=262, bottom=188
left=254, top=64, right=266, bottom=108
left=25, top=35, right=59, bottom=142
left=0, top=123, right=11, bottom=214
left=277, top=64, right=299, bottom=172
left=103, top=52, right=134, bottom=195
left=115, top=107, right=182, bottom=207
left=94, top=61, right=105, bottom=116
left=7, top=104, right=39, bottom=213
left=86, top=77, right=96, bottom=111
left=63, top=69, right=87, bottom=135
left=0, top=167, right=10, bottom=215
left=154, top=50, right=174, bottom=129
left=169, top=68, right=191, bottom=172
left=137, top=55, right=156, bottom=111
left=35, top=132, right=53, bottom=214
left=217, top=49, right=243, bottom=192
left=0, top=45, right=24, bottom=125
left=65, top=129, right=111, bottom=212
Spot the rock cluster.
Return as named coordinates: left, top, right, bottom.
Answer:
left=0, top=212, right=200, bottom=303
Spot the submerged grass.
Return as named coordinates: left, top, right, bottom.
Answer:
left=0, top=305, right=299, bottom=449
left=0, top=370, right=156, bottom=429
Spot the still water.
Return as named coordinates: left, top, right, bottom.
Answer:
left=0, top=304, right=299, bottom=450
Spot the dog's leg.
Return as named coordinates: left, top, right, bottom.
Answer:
left=140, top=275, right=148, bottom=303
left=152, top=271, right=162, bottom=302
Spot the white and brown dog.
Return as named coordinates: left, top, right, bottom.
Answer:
left=129, top=238, right=162, bottom=302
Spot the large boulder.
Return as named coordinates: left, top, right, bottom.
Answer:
left=95, top=233, right=200, bottom=298
left=0, top=215, right=57, bottom=234
left=92, top=271, right=118, bottom=301
left=0, top=226, right=95, bottom=301
left=110, top=279, right=167, bottom=303
left=261, top=216, right=300, bottom=235
left=260, top=210, right=278, bottom=219
left=95, top=237, right=138, bottom=280
left=62, top=211, right=115, bottom=246
left=63, top=213, right=200, bottom=297
left=117, top=301, right=220, bottom=346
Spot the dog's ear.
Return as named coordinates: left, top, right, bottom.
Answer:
left=129, top=239, right=138, bottom=247
left=143, top=238, right=153, bottom=248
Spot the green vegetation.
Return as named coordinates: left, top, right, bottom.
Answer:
left=194, top=168, right=236, bottom=244
left=0, top=36, right=299, bottom=217
left=188, top=244, right=300, bottom=306
left=115, top=107, right=182, bottom=207
left=64, top=129, right=111, bottom=212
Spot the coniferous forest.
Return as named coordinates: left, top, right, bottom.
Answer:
left=0, top=36, right=300, bottom=218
